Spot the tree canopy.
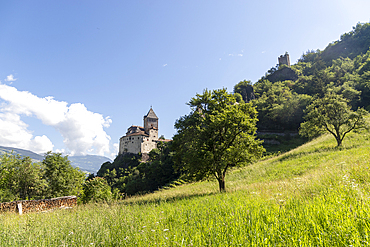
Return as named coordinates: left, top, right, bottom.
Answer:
left=0, top=152, right=45, bottom=202
left=253, top=80, right=312, bottom=131
left=173, top=89, right=264, bottom=192
left=233, top=80, right=255, bottom=103
left=0, top=151, right=87, bottom=203
left=95, top=141, right=179, bottom=196
left=80, top=177, right=113, bottom=204
left=42, top=151, right=85, bottom=198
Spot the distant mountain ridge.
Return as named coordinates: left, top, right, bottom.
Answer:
left=0, top=146, right=111, bottom=174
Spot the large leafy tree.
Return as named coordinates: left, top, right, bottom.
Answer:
left=42, top=152, right=85, bottom=198
left=299, top=93, right=368, bottom=146
left=173, top=89, right=264, bottom=192
left=0, top=152, right=45, bottom=202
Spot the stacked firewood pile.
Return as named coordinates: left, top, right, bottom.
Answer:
left=0, top=196, right=77, bottom=214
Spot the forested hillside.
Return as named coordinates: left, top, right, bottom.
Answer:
left=235, top=22, right=370, bottom=132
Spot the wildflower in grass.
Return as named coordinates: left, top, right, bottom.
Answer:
left=164, top=229, right=169, bottom=231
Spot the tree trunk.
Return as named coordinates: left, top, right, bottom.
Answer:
left=336, top=135, right=342, bottom=147
left=334, top=128, right=342, bottom=147
left=218, top=177, right=226, bottom=192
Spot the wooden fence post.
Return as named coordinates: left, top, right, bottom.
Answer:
left=17, top=203, right=22, bottom=215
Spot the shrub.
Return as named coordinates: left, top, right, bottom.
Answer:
left=80, top=177, right=112, bottom=204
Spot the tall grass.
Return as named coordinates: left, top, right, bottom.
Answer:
left=1, top=131, right=370, bottom=246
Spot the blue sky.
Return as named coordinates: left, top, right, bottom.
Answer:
left=0, top=0, right=369, bottom=158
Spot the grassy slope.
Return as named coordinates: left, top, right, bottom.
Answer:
left=1, top=130, right=370, bottom=246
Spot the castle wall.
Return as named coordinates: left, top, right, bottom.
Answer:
left=149, top=129, right=158, bottom=142
left=141, top=139, right=157, bottom=153
left=140, top=129, right=158, bottom=154
left=120, top=135, right=145, bottom=154
left=119, top=137, right=124, bottom=155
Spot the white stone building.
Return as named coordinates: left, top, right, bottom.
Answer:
left=119, top=108, right=160, bottom=155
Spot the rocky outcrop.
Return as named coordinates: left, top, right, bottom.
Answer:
left=239, top=85, right=256, bottom=103
left=266, top=67, right=298, bottom=83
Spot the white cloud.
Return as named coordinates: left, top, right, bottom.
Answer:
left=228, top=53, right=243, bottom=57
left=0, top=84, right=111, bottom=156
left=55, top=148, right=66, bottom=154
left=32, top=135, right=54, bottom=154
left=110, top=143, right=119, bottom=159
left=0, top=112, right=54, bottom=154
left=5, top=74, right=17, bottom=82
left=163, top=64, right=168, bottom=67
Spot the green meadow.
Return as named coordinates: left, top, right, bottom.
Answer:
left=1, top=130, right=370, bottom=246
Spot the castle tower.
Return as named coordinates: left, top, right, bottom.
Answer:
left=144, top=108, right=158, bottom=133
left=119, top=108, right=160, bottom=155
left=278, top=53, right=290, bottom=67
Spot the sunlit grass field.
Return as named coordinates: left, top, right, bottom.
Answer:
left=1, top=130, right=370, bottom=246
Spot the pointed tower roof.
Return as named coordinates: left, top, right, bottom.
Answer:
left=145, top=108, right=158, bottom=119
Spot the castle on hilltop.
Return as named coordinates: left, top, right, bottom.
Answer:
left=278, top=53, right=290, bottom=67
left=266, top=52, right=297, bottom=83
left=119, top=108, right=160, bottom=155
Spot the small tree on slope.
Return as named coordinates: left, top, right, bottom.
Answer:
left=299, top=93, right=368, bottom=146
